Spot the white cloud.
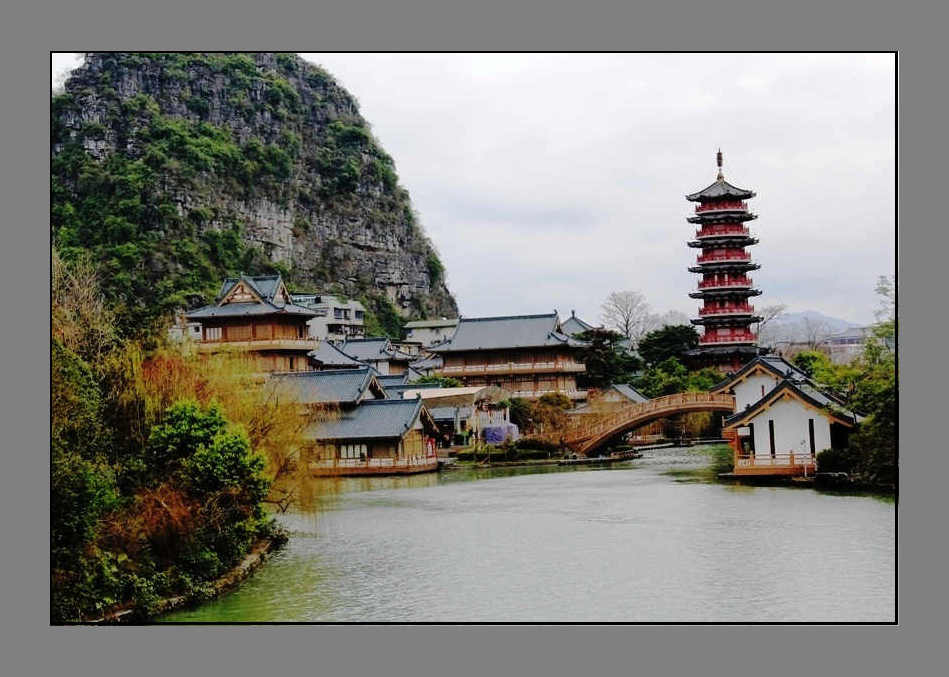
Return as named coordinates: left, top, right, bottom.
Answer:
left=53, top=53, right=895, bottom=325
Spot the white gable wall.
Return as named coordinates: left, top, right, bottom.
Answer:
left=733, top=373, right=779, bottom=410
left=746, top=394, right=832, bottom=457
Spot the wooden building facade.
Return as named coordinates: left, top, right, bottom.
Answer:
left=430, top=313, right=588, bottom=400
left=186, top=274, right=316, bottom=373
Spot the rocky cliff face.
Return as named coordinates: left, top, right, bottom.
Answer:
left=51, top=52, right=456, bottom=332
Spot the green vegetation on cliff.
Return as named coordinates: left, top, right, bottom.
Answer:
left=52, top=52, right=457, bottom=338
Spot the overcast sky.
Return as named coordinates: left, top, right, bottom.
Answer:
left=53, top=53, right=895, bottom=325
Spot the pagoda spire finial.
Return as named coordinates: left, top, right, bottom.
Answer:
left=716, top=148, right=724, bottom=180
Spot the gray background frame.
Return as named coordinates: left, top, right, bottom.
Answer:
left=2, top=0, right=944, bottom=675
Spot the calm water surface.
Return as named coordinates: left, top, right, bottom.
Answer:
left=163, top=447, right=895, bottom=622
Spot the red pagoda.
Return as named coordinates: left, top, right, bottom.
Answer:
left=684, top=151, right=762, bottom=372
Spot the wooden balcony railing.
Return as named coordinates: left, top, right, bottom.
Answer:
left=699, top=305, right=755, bottom=316
left=695, top=201, right=748, bottom=213
left=699, top=334, right=756, bottom=345
left=696, top=225, right=750, bottom=238
left=734, top=452, right=817, bottom=475
left=197, top=337, right=317, bottom=351
left=511, top=389, right=588, bottom=400
left=696, top=252, right=752, bottom=264
left=441, top=361, right=586, bottom=375
left=697, top=277, right=752, bottom=289
left=310, top=455, right=436, bottom=470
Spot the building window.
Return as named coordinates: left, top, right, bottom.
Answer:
left=808, top=418, right=816, bottom=456
left=204, top=326, right=221, bottom=341
left=334, top=308, right=344, bottom=319
left=768, top=420, right=775, bottom=457
left=747, top=423, right=755, bottom=453
left=339, top=443, right=367, bottom=460
left=354, top=310, right=364, bottom=320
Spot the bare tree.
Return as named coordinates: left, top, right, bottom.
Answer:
left=656, top=309, right=690, bottom=328
left=800, top=315, right=833, bottom=349
left=600, top=291, right=656, bottom=345
left=755, top=303, right=787, bottom=344
left=874, top=275, right=895, bottom=323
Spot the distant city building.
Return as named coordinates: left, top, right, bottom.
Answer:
left=820, top=326, right=891, bottom=364
left=429, top=313, right=588, bottom=400
left=404, top=318, right=459, bottom=347
left=290, top=293, right=366, bottom=342
left=684, top=151, right=763, bottom=372
left=185, top=274, right=316, bottom=373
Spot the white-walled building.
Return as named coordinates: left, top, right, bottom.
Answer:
left=404, top=318, right=459, bottom=347
left=713, top=355, right=863, bottom=476
left=291, top=293, right=366, bottom=341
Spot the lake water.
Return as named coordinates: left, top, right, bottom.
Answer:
left=162, top=446, right=895, bottom=623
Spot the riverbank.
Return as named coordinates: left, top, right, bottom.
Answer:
left=90, top=533, right=286, bottom=624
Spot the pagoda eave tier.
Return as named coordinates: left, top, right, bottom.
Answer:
left=691, top=315, right=762, bottom=326
left=685, top=179, right=756, bottom=202
left=685, top=345, right=762, bottom=358
left=687, top=237, right=758, bottom=248
left=689, top=262, right=760, bottom=273
left=689, top=289, right=761, bottom=299
left=687, top=212, right=757, bottom=224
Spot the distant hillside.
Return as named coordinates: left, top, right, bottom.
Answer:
left=760, top=310, right=860, bottom=345
left=51, top=52, right=457, bottom=336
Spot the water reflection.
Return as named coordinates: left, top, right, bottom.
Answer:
left=163, top=446, right=895, bottom=623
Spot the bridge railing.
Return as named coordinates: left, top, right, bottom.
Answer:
left=563, top=392, right=736, bottom=445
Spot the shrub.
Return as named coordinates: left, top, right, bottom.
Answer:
left=816, top=447, right=856, bottom=474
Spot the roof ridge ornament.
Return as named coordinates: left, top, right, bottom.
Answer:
left=716, top=148, right=724, bottom=181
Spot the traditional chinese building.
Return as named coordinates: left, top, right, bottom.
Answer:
left=429, top=313, right=588, bottom=400
left=684, top=151, right=763, bottom=372
left=186, top=274, right=316, bottom=373
left=713, top=355, right=863, bottom=476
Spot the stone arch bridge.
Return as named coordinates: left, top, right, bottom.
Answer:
left=556, top=392, right=736, bottom=456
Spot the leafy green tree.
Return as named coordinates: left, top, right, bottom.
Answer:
left=575, top=328, right=642, bottom=389
left=145, top=400, right=228, bottom=480
left=413, top=375, right=462, bottom=387
left=507, top=397, right=533, bottom=429
left=637, top=324, right=699, bottom=367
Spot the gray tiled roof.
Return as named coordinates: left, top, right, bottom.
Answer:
left=340, top=337, right=412, bottom=363
left=409, top=354, right=444, bottom=371
left=309, top=340, right=365, bottom=367
left=305, top=398, right=425, bottom=441
left=560, top=314, right=594, bottom=336
left=185, top=301, right=315, bottom=319
left=187, top=273, right=315, bottom=320
left=383, top=382, right=442, bottom=398
left=270, top=366, right=384, bottom=405
left=377, top=373, right=410, bottom=387
left=724, top=378, right=864, bottom=427
left=430, top=313, right=585, bottom=353
left=710, top=354, right=807, bottom=392
left=611, top=384, right=647, bottom=403
left=428, top=405, right=474, bottom=422
left=686, top=178, right=756, bottom=202
left=404, top=318, right=459, bottom=329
